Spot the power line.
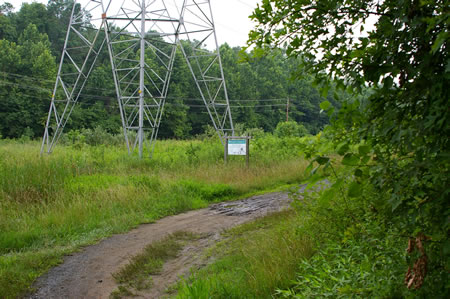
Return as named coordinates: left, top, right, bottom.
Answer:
left=0, top=79, right=289, bottom=109
left=0, top=71, right=56, bottom=84
left=0, top=80, right=52, bottom=93
left=234, top=0, right=256, bottom=9
left=0, top=74, right=290, bottom=103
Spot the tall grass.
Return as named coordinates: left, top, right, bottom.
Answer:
left=0, top=135, right=310, bottom=298
left=175, top=210, right=314, bottom=298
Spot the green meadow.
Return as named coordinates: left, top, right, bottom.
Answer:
left=0, top=134, right=311, bottom=298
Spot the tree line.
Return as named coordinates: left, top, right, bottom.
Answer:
left=0, top=0, right=338, bottom=140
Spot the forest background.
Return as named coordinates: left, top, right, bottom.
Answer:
left=0, top=0, right=337, bottom=140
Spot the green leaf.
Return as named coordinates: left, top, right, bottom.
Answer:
left=326, top=107, right=335, bottom=117
left=389, top=196, right=402, bottom=212
left=341, top=153, right=359, bottom=166
left=305, top=161, right=314, bottom=173
left=361, top=155, right=371, bottom=164
left=348, top=181, right=362, bottom=198
left=337, top=142, right=350, bottom=155
left=331, top=178, right=344, bottom=190
left=320, top=84, right=330, bottom=98
left=310, top=165, right=320, bottom=175
left=319, top=100, right=331, bottom=110
left=333, top=91, right=340, bottom=102
left=431, top=31, right=449, bottom=54
left=443, top=239, right=450, bottom=256
left=354, top=168, right=363, bottom=177
left=315, top=156, right=330, bottom=165
left=358, top=145, right=370, bottom=156
left=321, top=188, right=335, bottom=202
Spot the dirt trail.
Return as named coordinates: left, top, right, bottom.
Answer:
left=29, top=189, right=303, bottom=299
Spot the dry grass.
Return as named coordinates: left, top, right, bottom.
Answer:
left=183, top=158, right=308, bottom=193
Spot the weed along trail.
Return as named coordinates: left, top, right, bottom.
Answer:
left=29, top=191, right=294, bottom=299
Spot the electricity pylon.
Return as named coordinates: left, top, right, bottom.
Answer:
left=41, top=0, right=234, bottom=158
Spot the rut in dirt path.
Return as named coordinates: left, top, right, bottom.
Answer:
left=28, top=188, right=304, bottom=299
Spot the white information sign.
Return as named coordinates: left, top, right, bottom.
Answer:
left=228, top=139, right=246, bottom=155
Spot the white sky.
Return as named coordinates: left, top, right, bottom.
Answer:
left=5, top=0, right=261, bottom=48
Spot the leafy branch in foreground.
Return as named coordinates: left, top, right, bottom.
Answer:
left=248, top=0, right=449, bottom=294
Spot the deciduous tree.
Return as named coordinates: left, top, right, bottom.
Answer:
left=248, top=0, right=449, bottom=292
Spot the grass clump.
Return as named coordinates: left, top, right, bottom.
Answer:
left=175, top=210, right=314, bottom=298
left=112, top=231, right=200, bottom=295
left=109, top=285, right=135, bottom=299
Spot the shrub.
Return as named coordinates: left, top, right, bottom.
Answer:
left=274, top=121, right=309, bottom=138
left=244, top=127, right=265, bottom=139
left=61, top=127, right=123, bottom=147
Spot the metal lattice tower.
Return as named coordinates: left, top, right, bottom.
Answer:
left=41, top=0, right=234, bottom=158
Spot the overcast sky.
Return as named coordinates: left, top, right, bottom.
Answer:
left=5, top=0, right=261, bottom=48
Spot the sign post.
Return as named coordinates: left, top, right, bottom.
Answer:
left=224, top=136, right=250, bottom=167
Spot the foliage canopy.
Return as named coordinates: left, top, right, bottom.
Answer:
left=248, top=0, right=449, bottom=294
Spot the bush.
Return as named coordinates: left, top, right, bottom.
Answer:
left=62, top=127, right=123, bottom=147
left=244, top=127, right=265, bottom=139
left=274, top=121, right=309, bottom=138
left=283, top=133, right=449, bottom=297
left=278, top=226, right=406, bottom=298
left=18, top=127, right=34, bottom=143
left=83, top=126, right=120, bottom=146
